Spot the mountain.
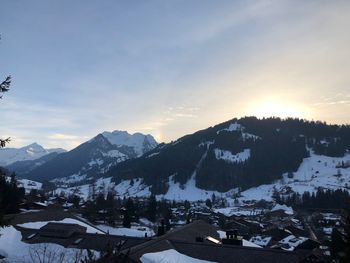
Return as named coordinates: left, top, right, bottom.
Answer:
left=102, top=131, right=157, bottom=157
left=5, top=152, right=62, bottom=175
left=20, top=131, right=157, bottom=182
left=0, top=143, right=66, bottom=167
left=107, top=117, right=350, bottom=195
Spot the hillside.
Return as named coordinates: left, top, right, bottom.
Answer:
left=108, top=117, right=350, bottom=195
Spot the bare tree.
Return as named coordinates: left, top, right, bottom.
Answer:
left=28, top=244, right=87, bottom=263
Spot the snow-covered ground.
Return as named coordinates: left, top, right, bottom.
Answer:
left=17, top=178, right=42, bottom=193
left=97, top=224, right=155, bottom=237
left=271, top=204, right=294, bottom=215
left=214, top=148, right=250, bottom=163
left=17, top=218, right=104, bottom=234
left=159, top=174, right=237, bottom=202
left=57, top=152, right=349, bottom=204
left=214, top=207, right=264, bottom=217
left=56, top=177, right=151, bottom=200
left=0, top=226, right=97, bottom=263
left=140, top=249, right=216, bottom=263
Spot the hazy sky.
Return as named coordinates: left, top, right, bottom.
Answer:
left=1, top=0, right=349, bottom=150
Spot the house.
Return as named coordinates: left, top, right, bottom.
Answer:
left=121, top=220, right=300, bottom=263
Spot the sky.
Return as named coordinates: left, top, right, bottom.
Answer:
left=1, top=0, right=349, bottom=150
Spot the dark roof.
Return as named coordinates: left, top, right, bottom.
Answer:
left=170, top=240, right=300, bottom=263
left=16, top=226, right=150, bottom=251
left=124, top=220, right=220, bottom=261
left=39, top=222, right=87, bottom=238
left=124, top=220, right=299, bottom=263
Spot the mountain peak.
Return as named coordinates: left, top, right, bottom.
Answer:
left=101, top=130, right=157, bottom=156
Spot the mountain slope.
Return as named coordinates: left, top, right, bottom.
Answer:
left=108, top=117, right=350, bottom=195
left=0, top=143, right=65, bottom=166
left=5, top=152, right=61, bottom=175
left=21, top=131, right=157, bottom=182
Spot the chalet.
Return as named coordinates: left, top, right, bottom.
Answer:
left=121, top=220, right=300, bottom=263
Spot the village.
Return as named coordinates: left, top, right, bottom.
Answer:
left=1, top=179, right=347, bottom=263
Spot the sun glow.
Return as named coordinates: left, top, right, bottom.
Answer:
left=249, top=100, right=308, bottom=119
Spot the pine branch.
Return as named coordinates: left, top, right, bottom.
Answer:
left=0, top=137, right=10, bottom=148
left=0, top=76, right=11, bottom=98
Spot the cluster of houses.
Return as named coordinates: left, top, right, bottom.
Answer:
left=4, top=187, right=346, bottom=262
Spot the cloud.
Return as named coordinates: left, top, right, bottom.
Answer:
left=47, top=133, right=81, bottom=140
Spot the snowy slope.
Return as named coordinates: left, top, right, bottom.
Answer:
left=57, top=151, right=350, bottom=203
left=0, top=143, right=65, bottom=166
left=239, top=152, right=350, bottom=202
left=56, top=177, right=151, bottom=200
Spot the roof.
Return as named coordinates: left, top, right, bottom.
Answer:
left=124, top=220, right=299, bottom=263
left=170, top=240, right=300, bottom=263
left=124, top=220, right=220, bottom=260
left=39, top=222, right=86, bottom=238
left=16, top=226, right=150, bottom=251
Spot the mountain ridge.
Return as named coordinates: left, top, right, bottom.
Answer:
left=9, top=130, right=158, bottom=182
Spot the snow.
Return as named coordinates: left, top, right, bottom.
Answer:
left=146, top=152, right=160, bottom=158
left=323, top=227, right=333, bottom=235
left=279, top=235, right=308, bottom=251
left=216, top=122, right=242, bottom=134
left=56, top=177, right=151, bottom=200
left=239, top=152, right=350, bottom=202
left=102, top=149, right=127, bottom=159
left=17, top=218, right=105, bottom=234
left=97, top=224, right=154, bottom=237
left=214, top=207, right=263, bottom=217
left=159, top=174, right=237, bottom=202
left=249, top=235, right=272, bottom=247
left=242, top=239, right=262, bottom=248
left=140, top=249, right=217, bottom=263
left=271, top=204, right=294, bottom=215
left=101, top=130, right=157, bottom=157
left=16, top=178, right=42, bottom=192
left=0, top=226, right=95, bottom=262
left=0, top=143, right=65, bottom=166
left=214, top=148, right=250, bottom=163
left=58, top=151, right=350, bottom=203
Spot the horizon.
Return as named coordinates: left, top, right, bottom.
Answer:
left=2, top=115, right=349, bottom=151
left=1, top=1, right=350, bottom=150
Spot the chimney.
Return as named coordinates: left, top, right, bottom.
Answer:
left=157, top=219, right=165, bottom=236
left=222, top=229, right=243, bottom=246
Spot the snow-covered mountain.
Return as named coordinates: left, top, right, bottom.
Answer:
left=107, top=117, right=350, bottom=195
left=102, top=131, right=157, bottom=157
left=0, top=143, right=66, bottom=167
left=16, top=131, right=157, bottom=182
